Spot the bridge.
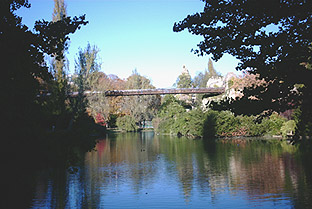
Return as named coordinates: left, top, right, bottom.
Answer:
left=70, top=87, right=225, bottom=97
left=38, top=87, right=225, bottom=97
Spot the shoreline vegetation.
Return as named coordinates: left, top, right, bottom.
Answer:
left=115, top=94, right=301, bottom=141
left=2, top=0, right=311, bottom=174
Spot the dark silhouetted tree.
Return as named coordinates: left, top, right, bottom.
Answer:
left=174, top=0, right=312, bottom=137
left=1, top=0, right=87, bottom=137
left=35, top=1, right=88, bottom=129
left=1, top=0, right=48, bottom=137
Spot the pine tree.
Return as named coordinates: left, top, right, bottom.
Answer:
left=208, top=58, right=218, bottom=78
left=53, top=0, right=66, bottom=22
left=52, top=0, right=67, bottom=84
left=176, top=65, right=192, bottom=88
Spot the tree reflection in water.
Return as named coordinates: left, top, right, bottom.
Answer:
left=23, top=133, right=312, bottom=208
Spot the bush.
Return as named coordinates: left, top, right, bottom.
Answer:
left=281, top=120, right=296, bottom=138
left=203, top=110, right=218, bottom=138
left=153, top=96, right=186, bottom=135
left=261, top=113, right=286, bottom=136
left=185, top=109, right=206, bottom=138
left=154, top=95, right=292, bottom=138
left=215, top=111, right=241, bottom=137
left=116, top=115, right=138, bottom=132
left=238, top=115, right=266, bottom=136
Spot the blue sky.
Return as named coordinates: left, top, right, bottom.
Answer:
left=17, top=0, right=240, bottom=88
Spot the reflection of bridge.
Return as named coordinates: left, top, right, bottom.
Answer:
left=79, top=87, right=225, bottom=97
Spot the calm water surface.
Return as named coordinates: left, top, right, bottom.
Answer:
left=16, top=132, right=312, bottom=208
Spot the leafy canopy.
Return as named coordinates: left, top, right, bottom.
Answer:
left=174, top=0, right=312, bottom=135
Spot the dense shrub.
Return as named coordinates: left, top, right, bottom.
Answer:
left=281, top=120, right=296, bottom=138
left=261, top=113, right=286, bottom=136
left=203, top=110, right=218, bottom=138
left=237, top=115, right=266, bottom=136
left=215, top=111, right=241, bottom=136
left=116, top=115, right=138, bottom=132
left=185, top=109, right=206, bottom=138
left=154, top=95, right=292, bottom=138
left=153, top=95, right=186, bottom=134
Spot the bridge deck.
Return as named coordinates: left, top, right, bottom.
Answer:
left=39, top=87, right=225, bottom=97
left=103, top=87, right=225, bottom=96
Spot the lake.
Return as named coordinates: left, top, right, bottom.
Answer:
left=6, top=131, right=312, bottom=208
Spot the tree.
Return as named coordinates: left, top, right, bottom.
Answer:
left=1, top=0, right=87, bottom=136
left=1, top=0, right=48, bottom=137
left=175, top=65, right=192, bottom=88
left=53, top=0, right=66, bottom=22
left=121, top=70, right=161, bottom=126
left=193, top=58, right=221, bottom=105
left=174, top=0, right=312, bottom=137
left=153, top=95, right=186, bottom=134
left=85, top=72, right=126, bottom=127
left=47, top=0, right=69, bottom=123
left=208, top=58, right=218, bottom=78
left=116, top=115, right=138, bottom=132
left=194, top=58, right=219, bottom=88
left=35, top=5, right=88, bottom=128
left=73, top=43, right=101, bottom=117
left=51, top=0, right=68, bottom=87
left=75, top=43, right=101, bottom=92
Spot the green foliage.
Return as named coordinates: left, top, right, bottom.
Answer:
left=203, top=110, right=218, bottom=138
left=293, top=106, right=312, bottom=138
left=155, top=97, right=291, bottom=138
left=237, top=115, right=266, bottom=136
left=281, top=120, right=296, bottom=138
left=184, top=109, right=206, bottom=138
left=215, top=111, right=241, bottom=136
left=75, top=43, right=101, bottom=92
left=176, top=67, right=192, bottom=88
left=155, top=108, right=206, bottom=138
left=73, top=43, right=101, bottom=119
left=51, top=0, right=68, bottom=96
left=116, top=115, right=138, bottom=132
left=155, top=95, right=208, bottom=138
left=53, top=0, right=67, bottom=22
left=208, top=58, right=218, bottom=78
left=153, top=95, right=185, bottom=134
left=1, top=0, right=88, bottom=140
left=121, top=70, right=160, bottom=124
left=261, top=113, right=287, bottom=136
left=174, top=0, right=312, bottom=138
left=108, top=114, right=118, bottom=128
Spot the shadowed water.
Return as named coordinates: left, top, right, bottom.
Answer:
left=12, top=132, right=312, bottom=208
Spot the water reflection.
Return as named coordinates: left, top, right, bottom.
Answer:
left=28, top=132, right=312, bottom=208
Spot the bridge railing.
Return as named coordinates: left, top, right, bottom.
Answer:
left=37, top=87, right=225, bottom=97
left=104, top=87, right=225, bottom=96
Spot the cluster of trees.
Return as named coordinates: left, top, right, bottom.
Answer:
left=174, top=0, right=312, bottom=138
left=97, top=70, right=160, bottom=131
left=0, top=0, right=107, bottom=170
left=175, top=58, right=220, bottom=89
left=114, top=59, right=295, bottom=138
left=3, top=0, right=309, bottom=141
left=71, top=65, right=160, bottom=132
left=153, top=95, right=296, bottom=139
left=1, top=0, right=91, bottom=141
left=2, top=0, right=163, bottom=138
left=114, top=60, right=219, bottom=132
